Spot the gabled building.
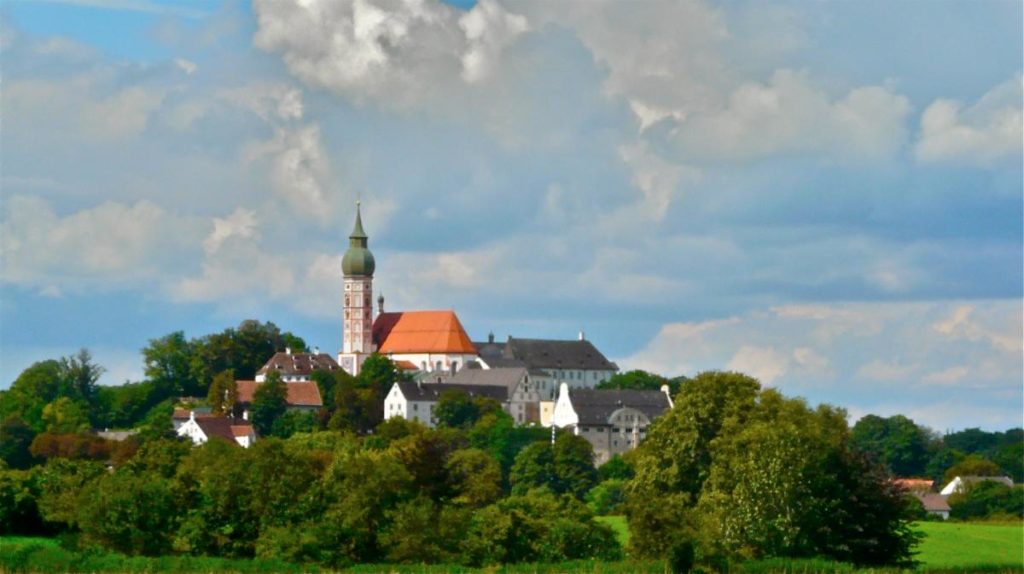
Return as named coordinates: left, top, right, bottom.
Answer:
left=373, top=310, right=479, bottom=375
left=448, top=366, right=544, bottom=424
left=176, top=411, right=256, bottom=448
left=384, top=381, right=508, bottom=428
left=940, top=475, right=1015, bottom=496
left=235, top=379, right=323, bottom=420
left=551, top=383, right=673, bottom=465
left=255, top=349, right=342, bottom=382
left=475, top=334, right=619, bottom=400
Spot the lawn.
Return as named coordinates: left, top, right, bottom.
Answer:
left=914, top=521, right=1024, bottom=570
left=3, top=521, right=1022, bottom=573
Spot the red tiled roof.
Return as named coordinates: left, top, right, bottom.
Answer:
left=373, top=311, right=477, bottom=355
left=173, top=409, right=215, bottom=420
left=235, top=380, right=323, bottom=407
left=395, top=360, right=419, bottom=371
left=231, top=425, right=255, bottom=438
left=894, top=478, right=934, bottom=492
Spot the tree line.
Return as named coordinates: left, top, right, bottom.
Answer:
left=1, top=321, right=1022, bottom=570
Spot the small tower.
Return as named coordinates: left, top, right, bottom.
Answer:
left=338, top=202, right=376, bottom=375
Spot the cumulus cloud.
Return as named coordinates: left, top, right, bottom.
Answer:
left=621, top=300, right=1021, bottom=430
left=915, top=75, right=1023, bottom=166
left=0, top=195, right=204, bottom=292
left=253, top=0, right=528, bottom=105
left=671, top=70, right=911, bottom=161
left=244, top=124, right=335, bottom=224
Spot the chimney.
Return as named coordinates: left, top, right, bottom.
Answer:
left=488, top=331, right=495, bottom=344
left=313, top=346, right=320, bottom=355
left=578, top=330, right=585, bottom=341
left=285, top=347, right=292, bottom=355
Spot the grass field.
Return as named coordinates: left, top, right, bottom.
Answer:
left=914, top=521, right=1023, bottom=569
left=2, top=521, right=1022, bottom=573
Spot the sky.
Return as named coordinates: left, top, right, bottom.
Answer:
left=1, top=0, right=1021, bottom=433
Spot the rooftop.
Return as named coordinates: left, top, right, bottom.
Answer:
left=236, top=380, right=323, bottom=407
left=568, top=388, right=671, bottom=425
left=256, top=351, right=341, bottom=377
left=374, top=311, right=477, bottom=355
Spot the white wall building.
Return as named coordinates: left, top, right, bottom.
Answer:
left=176, top=411, right=255, bottom=448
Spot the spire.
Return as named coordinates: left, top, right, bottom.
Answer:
left=341, top=200, right=375, bottom=276
left=350, top=200, right=368, bottom=244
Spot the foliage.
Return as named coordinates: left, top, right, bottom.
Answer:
left=597, top=370, right=684, bottom=396
left=850, top=414, right=936, bottom=477
left=0, top=468, right=48, bottom=535
left=943, top=454, right=1004, bottom=483
left=40, top=398, right=90, bottom=434
left=598, top=454, right=634, bottom=481
left=271, top=410, right=317, bottom=438
left=626, top=372, right=918, bottom=567
left=34, top=458, right=107, bottom=528
left=435, top=391, right=503, bottom=429
left=251, top=371, right=288, bottom=436
left=0, top=416, right=38, bottom=469
left=445, top=448, right=503, bottom=507
left=29, top=433, right=112, bottom=461
left=207, top=370, right=238, bottom=416
left=585, top=479, right=627, bottom=515
left=510, top=433, right=597, bottom=500
left=948, top=481, right=1024, bottom=520
left=461, top=489, right=621, bottom=566
left=77, top=470, right=178, bottom=555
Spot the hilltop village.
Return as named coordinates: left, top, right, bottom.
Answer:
left=176, top=205, right=674, bottom=464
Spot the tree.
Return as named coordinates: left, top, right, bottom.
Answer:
left=207, top=370, right=238, bottom=416
left=41, top=397, right=90, bottom=434
left=850, top=414, right=935, bottom=477
left=434, top=391, right=502, bottom=429
left=948, top=482, right=1024, bottom=520
left=143, top=331, right=198, bottom=397
left=598, top=369, right=682, bottom=395
left=1, top=360, right=63, bottom=433
left=271, top=410, right=317, bottom=438
left=586, top=478, right=627, bottom=515
left=77, top=470, right=178, bottom=555
left=446, top=448, right=503, bottom=507
left=510, top=433, right=596, bottom=500
left=943, top=454, right=1003, bottom=483
left=0, top=416, right=38, bottom=469
left=251, top=371, right=288, bottom=436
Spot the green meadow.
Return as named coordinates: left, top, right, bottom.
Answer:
left=2, top=521, right=1022, bottom=573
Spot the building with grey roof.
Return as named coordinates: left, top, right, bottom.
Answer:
left=474, top=333, right=619, bottom=400
left=551, top=382, right=673, bottom=465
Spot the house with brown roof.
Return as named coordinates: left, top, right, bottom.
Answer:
left=176, top=411, right=256, bottom=448
left=372, top=310, right=480, bottom=375
left=551, top=382, right=673, bottom=465
left=255, top=348, right=342, bottom=382
left=913, top=492, right=951, bottom=520
left=235, top=379, right=323, bottom=420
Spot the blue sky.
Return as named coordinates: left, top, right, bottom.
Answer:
left=1, top=0, right=1021, bottom=432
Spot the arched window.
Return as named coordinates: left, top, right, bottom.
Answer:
left=435, top=361, right=442, bottom=372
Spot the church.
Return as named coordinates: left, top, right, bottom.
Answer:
left=337, top=203, right=480, bottom=376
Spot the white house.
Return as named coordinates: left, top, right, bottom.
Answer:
left=940, top=475, right=1015, bottom=496
left=550, top=383, right=673, bottom=465
left=384, top=379, right=515, bottom=428
left=176, top=411, right=255, bottom=448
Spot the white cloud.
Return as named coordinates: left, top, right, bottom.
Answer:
left=0, top=195, right=204, bottom=291
left=459, top=0, right=528, bottom=83
left=672, top=70, right=911, bottom=162
left=727, top=345, right=789, bottom=385
left=204, top=208, right=259, bottom=254
left=244, top=124, right=334, bottom=224
left=915, top=75, right=1023, bottom=166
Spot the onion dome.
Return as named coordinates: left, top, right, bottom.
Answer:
left=341, top=202, right=375, bottom=277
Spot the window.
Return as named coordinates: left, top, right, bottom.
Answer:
left=612, top=427, right=620, bottom=433
left=413, top=404, right=419, bottom=411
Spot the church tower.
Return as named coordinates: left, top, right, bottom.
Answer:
left=338, top=202, right=376, bottom=375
